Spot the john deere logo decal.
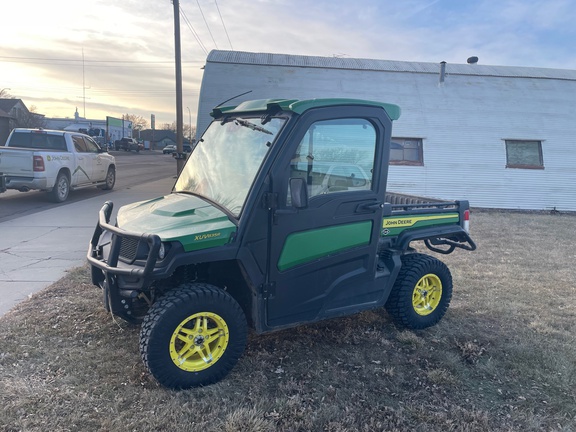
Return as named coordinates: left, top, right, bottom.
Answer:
left=382, top=213, right=459, bottom=236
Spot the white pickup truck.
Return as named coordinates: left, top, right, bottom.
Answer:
left=0, top=128, right=116, bottom=202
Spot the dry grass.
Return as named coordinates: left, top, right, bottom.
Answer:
left=1, top=210, right=575, bottom=431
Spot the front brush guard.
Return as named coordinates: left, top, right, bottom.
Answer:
left=87, top=201, right=161, bottom=318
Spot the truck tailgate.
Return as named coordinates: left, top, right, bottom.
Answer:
left=0, top=147, right=34, bottom=176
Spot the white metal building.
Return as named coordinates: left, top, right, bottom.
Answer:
left=196, top=50, right=576, bottom=211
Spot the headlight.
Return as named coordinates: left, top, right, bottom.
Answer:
left=158, top=243, right=166, bottom=260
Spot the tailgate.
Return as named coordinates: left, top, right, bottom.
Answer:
left=0, top=147, right=34, bottom=176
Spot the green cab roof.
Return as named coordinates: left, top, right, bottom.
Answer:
left=210, top=98, right=401, bottom=121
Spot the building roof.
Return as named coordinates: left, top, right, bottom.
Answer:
left=140, top=129, right=191, bottom=144
left=206, top=50, right=576, bottom=82
left=0, top=98, right=24, bottom=113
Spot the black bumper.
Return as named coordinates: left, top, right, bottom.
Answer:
left=87, top=201, right=162, bottom=281
left=87, top=201, right=162, bottom=319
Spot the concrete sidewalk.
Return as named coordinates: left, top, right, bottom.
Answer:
left=0, top=176, right=175, bottom=317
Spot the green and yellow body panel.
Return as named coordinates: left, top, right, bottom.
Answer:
left=381, top=213, right=460, bottom=237
left=117, top=193, right=237, bottom=252
left=276, top=213, right=461, bottom=271
left=278, top=221, right=372, bottom=271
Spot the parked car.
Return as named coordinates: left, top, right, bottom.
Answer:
left=163, top=144, right=191, bottom=154
left=116, top=137, right=143, bottom=152
left=1, top=128, right=116, bottom=202
left=163, top=144, right=176, bottom=154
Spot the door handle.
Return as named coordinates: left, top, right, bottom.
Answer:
left=358, top=202, right=383, bottom=212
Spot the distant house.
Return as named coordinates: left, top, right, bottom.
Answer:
left=44, top=108, right=106, bottom=133
left=139, top=129, right=192, bottom=149
left=196, top=50, right=576, bottom=211
left=0, top=99, right=44, bottom=144
left=44, top=109, right=133, bottom=145
left=0, top=108, right=11, bottom=145
left=0, top=99, right=30, bottom=125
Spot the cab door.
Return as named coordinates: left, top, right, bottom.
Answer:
left=84, top=136, right=107, bottom=180
left=71, top=135, right=94, bottom=184
left=265, top=106, right=393, bottom=329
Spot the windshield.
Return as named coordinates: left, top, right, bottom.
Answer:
left=174, top=116, right=286, bottom=217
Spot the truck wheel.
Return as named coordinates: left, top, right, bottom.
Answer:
left=99, top=166, right=115, bottom=190
left=140, top=283, right=247, bottom=389
left=385, top=253, right=452, bottom=329
left=49, top=172, right=70, bottom=203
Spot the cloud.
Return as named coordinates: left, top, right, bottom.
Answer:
left=3, top=0, right=576, bottom=124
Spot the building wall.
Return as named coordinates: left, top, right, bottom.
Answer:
left=197, top=53, right=576, bottom=211
left=0, top=116, right=10, bottom=145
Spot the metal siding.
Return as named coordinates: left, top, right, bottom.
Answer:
left=206, top=50, right=576, bottom=80
left=198, top=51, right=576, bottom=211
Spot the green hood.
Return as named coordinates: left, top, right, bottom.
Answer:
left=117, top=193, right=237, bottom=251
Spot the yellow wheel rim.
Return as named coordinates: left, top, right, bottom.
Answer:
left=169, top=312, right=229, bottom=372
left=412, top=273, right=442, bottom=316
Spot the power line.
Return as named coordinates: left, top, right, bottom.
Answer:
left=196, top=0, right=218, bottom=49
left=0, top=56, right=202, bottom=70
left=179, top=6, right=209, bottom=55
left=0, top=55, right=186, bottom=64
left=214, top=0, right=233, bottom=50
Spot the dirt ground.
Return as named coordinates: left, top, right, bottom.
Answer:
left=1, top=210, right=575, bottom=431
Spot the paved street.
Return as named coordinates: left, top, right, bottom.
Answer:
left=0, top=151, right=177, bottom=316
left=0, top=150, right=177, bottom=223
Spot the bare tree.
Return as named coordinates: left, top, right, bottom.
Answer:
left=0, top=88, right=12, bottom=98
left=16, top=105, right=47, bottom=129
left=162, top=121, right=195, bottom=141
left=186, top=125, right=197, bottom=142
left=161, top=121, right=177, bottom=132
left=123, top=113, right=148, bottom=132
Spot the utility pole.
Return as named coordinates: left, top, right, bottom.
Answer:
left=172, top=0, right=185, bottom=174
left=187, top=106, right=191, bottom=143
left=82, top=48, right=86, bottom=118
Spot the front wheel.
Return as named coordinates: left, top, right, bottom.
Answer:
left=99, top=166, right=115, bottom=190
left=385, top=253, right=453, bottom=329
left=140, top=283, right=247, bottom=389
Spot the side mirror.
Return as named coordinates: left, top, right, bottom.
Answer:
left=289, top=177, right=308, bottom=209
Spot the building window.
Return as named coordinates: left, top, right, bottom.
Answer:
left=505, top=140, right=544, bottom=169
left=390, top=138, right=423, bottom=166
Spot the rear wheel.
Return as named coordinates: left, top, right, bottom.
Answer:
left=385, top=253, right=452, bottom=329
left=49, top=172, right=70, bottom=203
left=140, top=283, right=247, bottom=389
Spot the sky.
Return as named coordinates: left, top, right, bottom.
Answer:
left=2, top=0, right=576, bottom=127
